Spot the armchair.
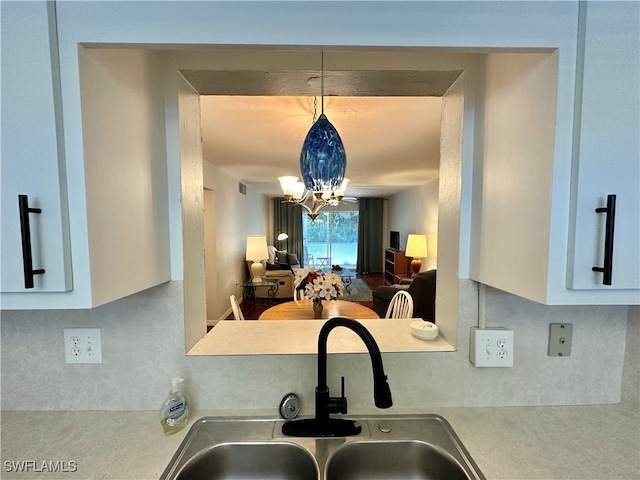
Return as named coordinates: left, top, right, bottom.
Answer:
left=372, top=270, right=436, bottom=321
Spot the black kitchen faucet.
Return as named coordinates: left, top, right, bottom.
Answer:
left=282, top=317, right=392, bottom=437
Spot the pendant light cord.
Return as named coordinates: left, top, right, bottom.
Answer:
left=321, top=51, right=325, bottom=114
left=312, top=97, right=317, bottom=124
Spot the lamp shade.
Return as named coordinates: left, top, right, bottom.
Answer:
left=335, top=178, right=350, bottom=197
left=405, top=234, right=428, bottom=258
left=300, top=114, right=346, bottom=193
left=278, top=176, right=299, bottom=196
left=246, top=235, right=268, bottom=261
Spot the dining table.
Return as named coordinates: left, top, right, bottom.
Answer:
left=258, top=299, right=379, bottom=320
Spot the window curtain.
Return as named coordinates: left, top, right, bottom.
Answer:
left=273, top=198, right=303, bottom=265
left=357, top=198, right=384, bottom=273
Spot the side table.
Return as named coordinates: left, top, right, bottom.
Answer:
left=241, top=278, right=279, bottom=304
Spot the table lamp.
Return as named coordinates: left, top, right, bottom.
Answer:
left=405, top=234, right=428, bottom=277
left=246, top=235, right=269, bottom=283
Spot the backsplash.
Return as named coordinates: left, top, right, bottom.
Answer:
left=0, top=281, right=632, bottom=412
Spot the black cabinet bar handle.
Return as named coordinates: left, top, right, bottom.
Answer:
left=18, top=195, right=45, bottom=288
left=592, top=194, right=616, bottom=286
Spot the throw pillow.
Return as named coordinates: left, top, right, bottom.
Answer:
left=275, top=250, right=288, bottom=263
left=265, top=262, right=282, bottom=270
left=286, top=253, right=300, bottom=266
left=276, top=262, right=294, bottom=272
left=267, top=245, right=277, bottom=264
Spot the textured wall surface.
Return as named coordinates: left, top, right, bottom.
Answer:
left=0, top=281, right=629, bottom=411
left=622, top=306, right=639, bottom=412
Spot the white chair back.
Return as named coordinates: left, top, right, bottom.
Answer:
left=230, top=294, right=245, bottom=321
left=385, top=290, right=414, bottom=319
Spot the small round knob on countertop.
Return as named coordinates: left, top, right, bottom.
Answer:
left=279, top=393, right=301, bottom=420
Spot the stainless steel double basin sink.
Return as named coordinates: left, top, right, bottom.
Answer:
left=160, top=415, right=485, bottom=479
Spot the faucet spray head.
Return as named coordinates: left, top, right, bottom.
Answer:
left=374, top=376, right=393, bottom=409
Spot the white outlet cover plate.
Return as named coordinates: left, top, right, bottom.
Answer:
left=470, top=327, right=514, bottom=367
left=64, top=328, right=102, bottom=364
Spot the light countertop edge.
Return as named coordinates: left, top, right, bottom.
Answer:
left=2, top=404, right=638, bottom=480
left=189, top=318, right=454, bottom=356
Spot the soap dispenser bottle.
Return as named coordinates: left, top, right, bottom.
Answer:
left=159, top=377, right=189, bottom=435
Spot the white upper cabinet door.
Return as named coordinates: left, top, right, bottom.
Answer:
left=567, top=1, right=640, bottom=292
left=0, top=1, right=72, bottom=294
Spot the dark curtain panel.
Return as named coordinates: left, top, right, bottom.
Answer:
left=272, top=198, right=304, bottom=264
left=357, top=198, right=384, bottom=273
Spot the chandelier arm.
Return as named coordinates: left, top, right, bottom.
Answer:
left=304, top=192, right=316, bottom=213
left=309, top=193, right=322, bottom=209
left=298, top=202, right=313, bottom=215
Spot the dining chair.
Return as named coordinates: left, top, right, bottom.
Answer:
left=230, top=295, right=245, bottom=321
left=294, top=287, right=306, bottom=301
left=384, top=290, right=414, bottom=319
left=303, top=245, right=315, bottom=268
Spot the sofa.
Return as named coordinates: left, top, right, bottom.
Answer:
left=372, top=269, right=437, bottom=321
left=254, top=246, right=301, bottom=299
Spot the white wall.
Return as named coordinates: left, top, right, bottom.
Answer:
left=417, top=181, right=439, bottom=271
left=388, top=180, right=439, bottom=272
left=204, top=190, right=218, bottom=321
left=203, top=161, right=269, bottom=321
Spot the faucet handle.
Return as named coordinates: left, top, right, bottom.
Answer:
left=327, top=376, right=348, bottom=414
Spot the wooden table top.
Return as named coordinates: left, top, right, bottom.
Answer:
left=258, top=299, right=379, bottom=320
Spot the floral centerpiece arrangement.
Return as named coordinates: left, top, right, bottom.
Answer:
left=294, top=267, right=345, bottom=317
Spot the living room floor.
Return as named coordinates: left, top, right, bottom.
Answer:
left=225, top=272, right=385, bottom=321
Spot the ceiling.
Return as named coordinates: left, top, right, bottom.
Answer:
left=193, top=69, right=454, bottom=198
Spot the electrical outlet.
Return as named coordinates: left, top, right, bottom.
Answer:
left=470, top=327, right=514, bottom=367
left=64, top=328, right=102, bottom=364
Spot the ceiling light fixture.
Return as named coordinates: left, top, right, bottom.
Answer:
left=279, top=52, right=347, bottom=221
left=278, top=175, right=349, bottom=221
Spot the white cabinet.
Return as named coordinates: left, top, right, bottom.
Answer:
left=0, top=1, right=72, bottom=294
left=470, top=2, right=639, bottom=305
left=0, top=2, right=171, bottom=309
left=567, top=1, right=640, bottom=292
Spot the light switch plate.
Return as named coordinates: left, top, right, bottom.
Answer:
left=470, top=327, right=514, bottom=367
left=548, top=323, right=572, bottom=356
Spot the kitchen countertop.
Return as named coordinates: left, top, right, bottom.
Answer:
left=1, top=404, right=638, bottom=480
left=190, top=318, right=455, bottom=355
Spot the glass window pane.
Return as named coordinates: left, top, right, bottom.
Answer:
left=302, top=210, right=358, bottom=270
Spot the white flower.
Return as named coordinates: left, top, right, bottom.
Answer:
left=324, top=272, right=341, bottom=284
left=301, top=271, right=344, bottom=301
left=294, top=267, right=317, bottom=287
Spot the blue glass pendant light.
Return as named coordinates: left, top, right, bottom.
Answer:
left=300, top=52, right=346, bottom=193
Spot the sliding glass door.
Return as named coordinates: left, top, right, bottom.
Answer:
left=303, top=211, right=359, bottom=270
